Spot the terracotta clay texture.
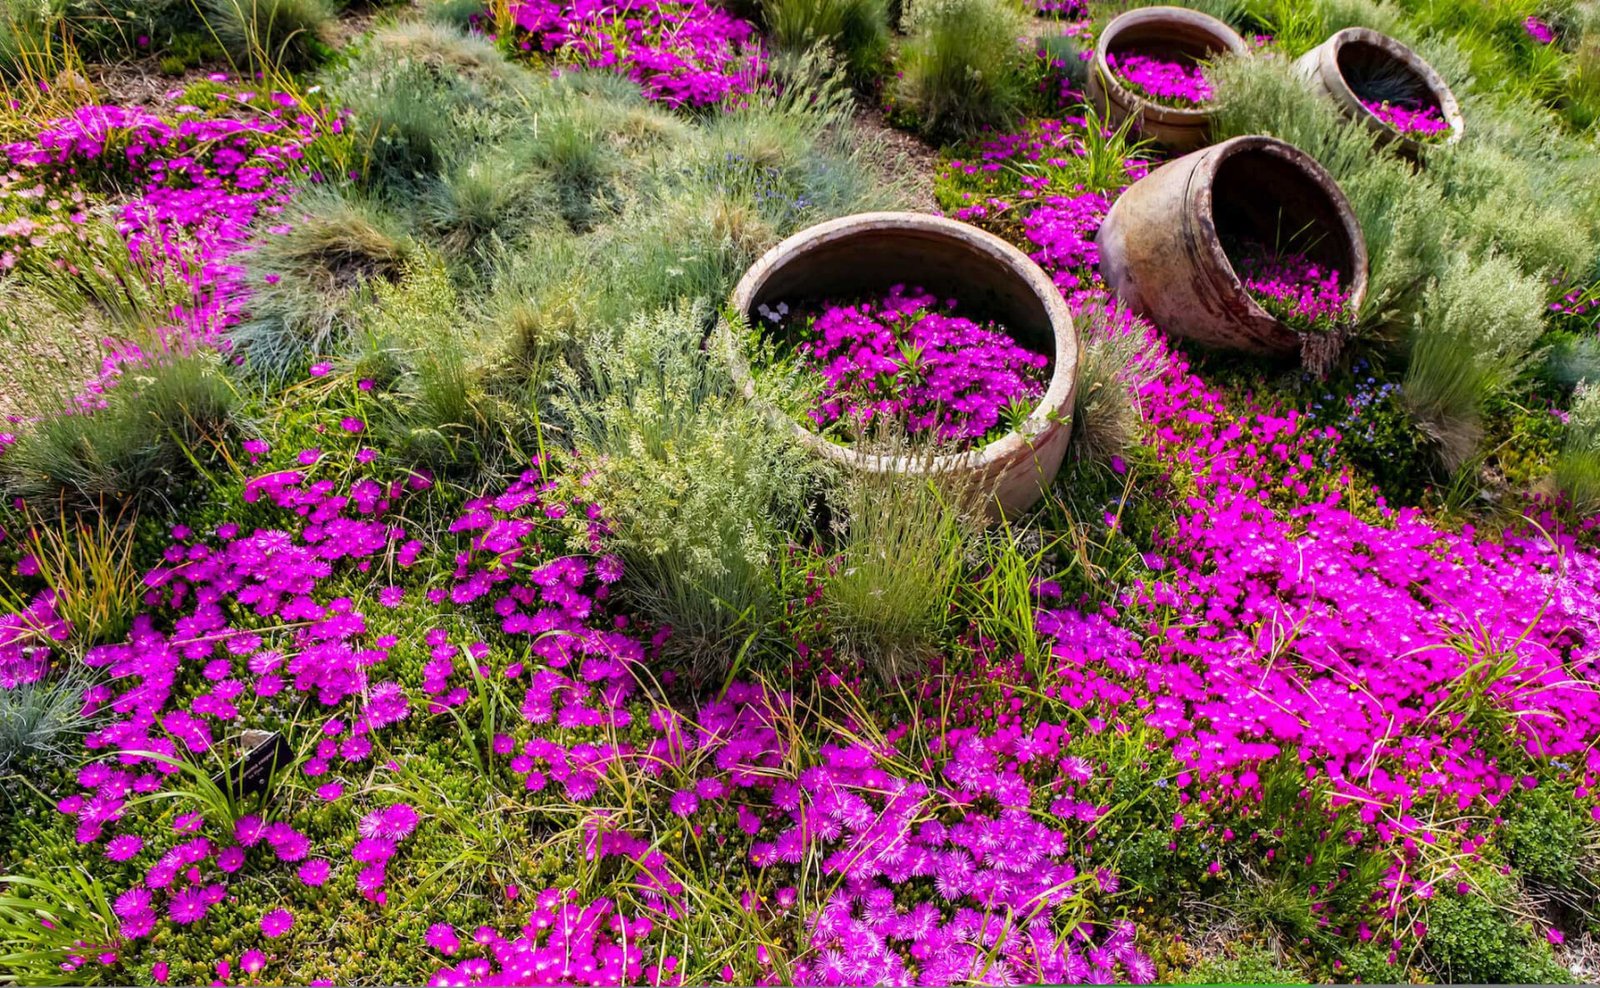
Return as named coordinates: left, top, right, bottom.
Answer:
left=1295, top=27, right=1464, bottom=157
left=1086, top=5, right=1249, bottom=152
left=1096, top=135, right=1368, bottom=359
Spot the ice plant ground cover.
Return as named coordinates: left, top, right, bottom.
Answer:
left=1, top=0, right=1600, bottom=985
left=1227, top=243, right=1355, bottom=334
left=760, top=285, right=1049, bottom=447
left=0, top=89, right=334, bottom=399
left=1106, top=51, right=1213, bottom=107
left=1361, top=98, right=1451, bottom=138
left=501, top=0, right=766, bottom=106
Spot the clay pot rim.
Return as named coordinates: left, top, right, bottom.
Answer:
left=1093, top=5, right=1250, bottom=126
left=1319, top=26, right=1465, bottom=147
left=724, top=211, right=1078, bottom=476
left=1185, top=135, right=1370, bottom=348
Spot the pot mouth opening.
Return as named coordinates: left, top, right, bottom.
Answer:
left=1101, top=15, right=1242, bottom=110
left=1208, top=147, right=1360, bottom=301
left=739, top=222, right=1060, bottom=370
left=732, top=216, right=1073, bottom=459
left=1335, top=38, right=1439, bottom=112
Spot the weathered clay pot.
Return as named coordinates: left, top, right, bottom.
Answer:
left=724, top=212, right=1078, bottom=518
left=1295, top=27, right=1463, bottom=156
left=1086, top=5, right=1249, bottom=152
left=1096, top=135, right=1368, bottom=359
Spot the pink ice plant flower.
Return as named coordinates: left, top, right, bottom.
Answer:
left=260, top=908, right=294, bottom=938
left=1232, top=246, right=1353, bottom=333
left=787, top=285, right=1049, bottom=446
left=1362, top=98, right=1451, bottom=138
left=1107, top=51, right=1213, bottom=106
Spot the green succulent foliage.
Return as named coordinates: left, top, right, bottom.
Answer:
left=1177, top=947, right=1307, bottom=985
left=1504, top=786, right=1595, bottom=893
left=1422, top=876, right=1572, bottom=984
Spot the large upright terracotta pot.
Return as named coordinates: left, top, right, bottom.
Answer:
left=1096, top=135, right=1368, bottom=360
left=724, top=212, right=1079, bottom=518
left=1295, top=27, right=1463, bottom=157
left=1086, top=5, right=1249, bottom=152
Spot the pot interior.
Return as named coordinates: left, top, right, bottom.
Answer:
left=1210, top=147, right=1359, bottom=286
left=1106, top=17, right=1236, bottom=65
left=741, top=224, right=1057, bottom=363
left=1335, top=38, right=1437, bottom=109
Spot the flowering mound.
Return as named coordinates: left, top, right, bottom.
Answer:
left=767, top=285, right=1050, bottom=446
left=506, top=0, right=765, bottom=106
left=1229, top=243, right=1353, bottom=334
left=1, top=92, right=332, bottom=396
left=0, top=590, right=71, bottom=687
left=432, top=463, right=1156, bottom=985
left=1361, top=98, right=1451, bottom=139
left=1107, top=51, right=1213, bottom=107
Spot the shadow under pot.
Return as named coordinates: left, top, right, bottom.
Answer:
left=1295, top=27, right=1464, bottom=157
left=722, top=212, right=1079, bottom=519
left=1096, top=135, right=1368, bottom=370
left=1087, top=5, right=1249, bottom=153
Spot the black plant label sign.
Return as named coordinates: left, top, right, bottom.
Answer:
left=212, top=731, right=292, bottom=800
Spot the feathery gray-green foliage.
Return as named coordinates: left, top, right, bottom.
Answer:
left=554, top=302, right=815, bottom=675
left=1556, top=382, right=1600, bottom=513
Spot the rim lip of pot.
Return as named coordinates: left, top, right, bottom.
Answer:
left=1092, top=5, right=1250, bottom=126
left=1184, top=135, right=1371, bottom=344
left=1316, top=26, right=1465, bottom=147
left=725, top=211, right=1078, bottom=477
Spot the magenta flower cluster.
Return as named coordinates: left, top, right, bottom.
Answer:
left=940, top=118, right=1147, bottom=233
left=1361, top=99, right=1451, bottom=138
left=940, top=116, right=1600, bottom=962
left=1022, top=190, right=1112, bottom=295
left=0, top=90, right=330, bottom=399
left=0, top=589, right=70, bottom=687
left=507, top=0, right=765, bottom=106
left=1107, top=51, right=1213, bottom=107
left=784, top=285, right=1049, bottom=446
left=1232, top=246, right=1353, bottom=333
left=424, top=462, right=1154, bottom=985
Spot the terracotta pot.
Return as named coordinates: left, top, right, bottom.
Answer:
left=1096, top=135, right=1368, bottom=360
left=724, top=212, right=1079, bottom=518
left=1086, top=5, right=1249, bottom=152
left=1295, top=27, right=1463, bottom=157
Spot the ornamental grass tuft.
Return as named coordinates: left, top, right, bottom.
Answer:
left=231, top=189, right=415, bottom=380
left=556, top=301, right=816, bottom=676
left=894, top=0, right=1032, bottom=141
left=1555, top=382, right=1600, bottom=514
left=0, top=351, right=240, bottom=510
left=203, top=0, right=334, bottom=72
left=764, top=0, right=892, bottom=88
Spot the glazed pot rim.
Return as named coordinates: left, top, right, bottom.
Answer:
left=1318, top=26, right=1465, bottom=146
left=1093, top=4, right=1250, bottom=126
left=1182, top=135, right=1370, bottom=345
left=724, top=211, right=1078, bottom=475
